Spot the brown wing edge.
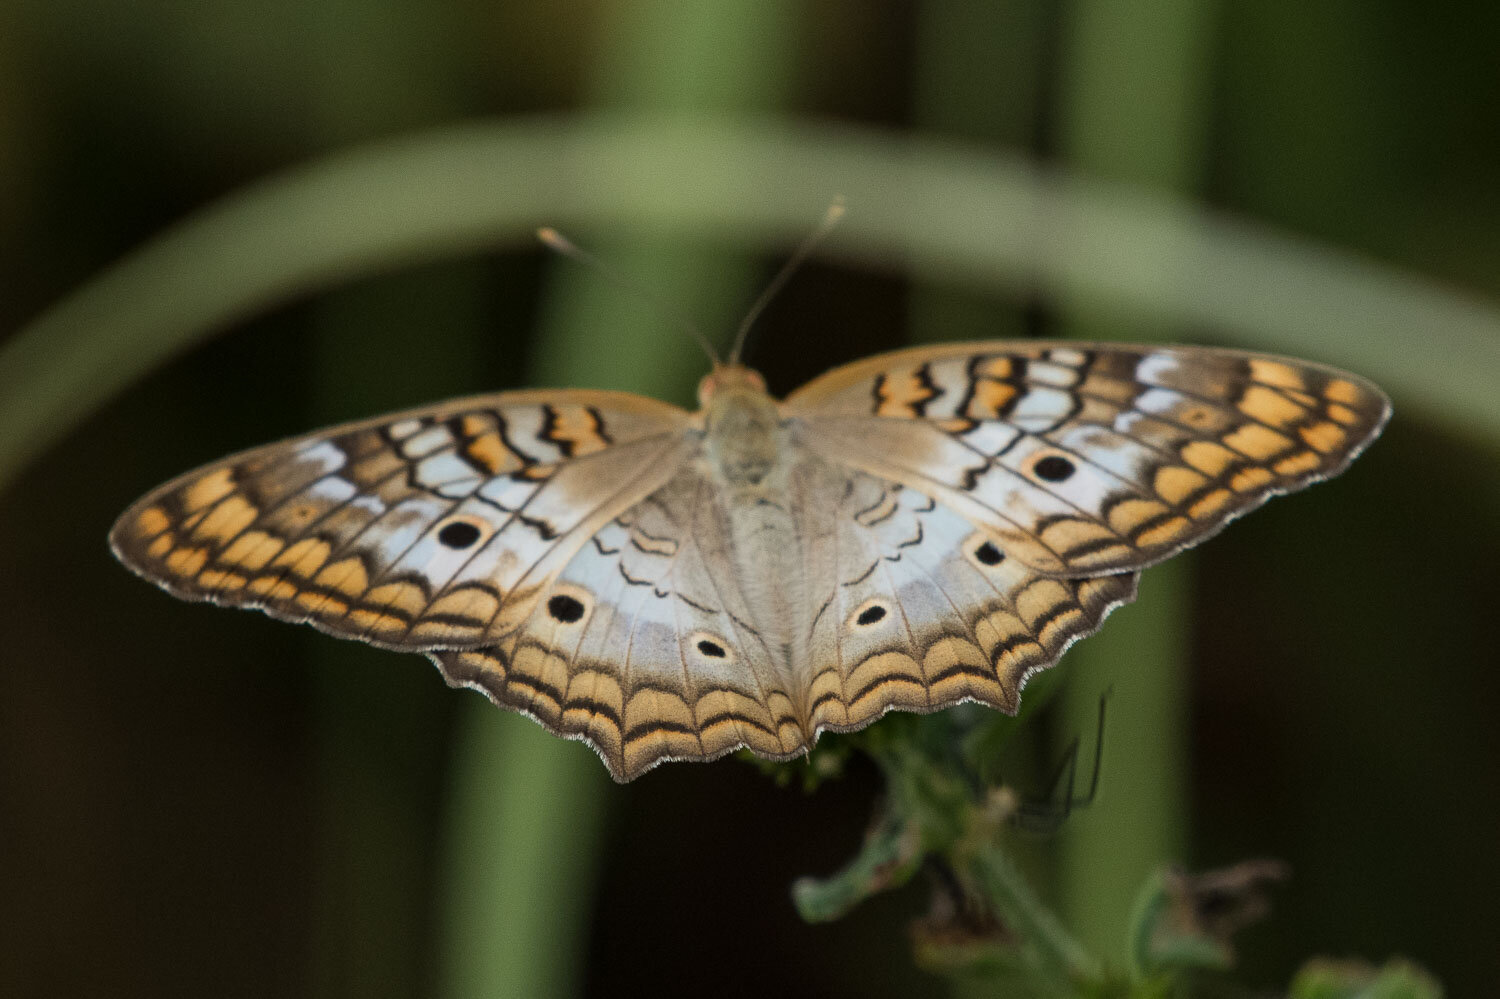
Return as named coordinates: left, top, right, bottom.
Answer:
left=430, top=570, right=1140, bottom=782
left=809, top=570, right=1140, bottom=732
left=782, top=339, right=1389, bottom=416
left=430, top=646, right=821, bottom=784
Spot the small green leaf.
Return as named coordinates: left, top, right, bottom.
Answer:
left=1289, top=958, right=1444, bottom=999
left=791, top=810, right=923, bottom=923
left=1126, top=861, right=1286, bottom=978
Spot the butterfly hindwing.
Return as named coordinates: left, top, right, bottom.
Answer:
left=111, top=390, right=691, bottom=650
left=786, top=341, right=1390, bottom=575
left=434, top=459, right=1138, bottom=781
left=800, top=475, right=1138, bottom=740
left=433, top=461, right=813, bottom=781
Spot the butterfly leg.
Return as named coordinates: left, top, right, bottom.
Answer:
left=1011, top=690, right=1110, bottom=835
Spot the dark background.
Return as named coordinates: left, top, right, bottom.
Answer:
left=3, top=2, right=1497, bottom=997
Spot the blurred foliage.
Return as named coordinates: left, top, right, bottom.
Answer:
left=785, top=709, right=1441, bottom=996
left=2, top=2, right=1496, bottom=998
left=1289, top=959, right=1444, bottom=999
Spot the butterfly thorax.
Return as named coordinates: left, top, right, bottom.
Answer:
left=701, top=372, right=782, bottom=487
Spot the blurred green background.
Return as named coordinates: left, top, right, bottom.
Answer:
left=2, top=1, right=1498, bottom=996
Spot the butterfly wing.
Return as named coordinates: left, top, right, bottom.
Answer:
left=111, top=390, right=694, bottom=650
left=433, top=458, right=1138, bottom=782
left=432, top=458, right=814, bottom=781
left=784, top=341, right=1390, bottom=575
left=114, top=340, right=1390, bottom=783
left=793, top=474, right=1138, bottom=742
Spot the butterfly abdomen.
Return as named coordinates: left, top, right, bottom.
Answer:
left=698, top=378, right=818, bottom=723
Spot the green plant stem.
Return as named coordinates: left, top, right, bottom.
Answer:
left=1054, top=565, right=1194, bottom=959
left=859, top=731, right=1102, bottom=989
left=300, top=3, right=473, bottom=994
left=1124, top=871, right=1170, bottom=981
left=1053, top=0, right=1216, bottom=958
left=437, top=718, right=607, bottom=999
left=962, top=837, right=1102, bottom=986
left=437, top=6, right=800, bottom=998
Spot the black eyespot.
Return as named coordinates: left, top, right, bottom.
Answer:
left=1033, top=455, right=1076, bottom=482
left=856, top=605, right=887, bottom=626
left=974, top=541, right=1004, bottom=566
left=547, top=594, right=585, bottom=623
left=696, top=639, right=727, bottom=658
left=437, top=521, right=482, bottom=549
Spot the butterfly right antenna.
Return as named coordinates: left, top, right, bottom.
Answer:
left=726, top=196, right=847, bottom=366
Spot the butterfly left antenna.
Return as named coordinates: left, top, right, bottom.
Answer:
left=537, top=227, right=722, bottom=367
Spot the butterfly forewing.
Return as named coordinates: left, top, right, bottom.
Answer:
left=111, top=390, right=692, bottom=650
left=786, top=342, right=1390, bottom=576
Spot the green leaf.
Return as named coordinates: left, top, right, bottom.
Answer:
left=1289, top=958, right=1445, bottom=999
left=791, top=807, right=923, bottom=924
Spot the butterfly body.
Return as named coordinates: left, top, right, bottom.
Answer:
left=113, top=342, right=1389, bottom=780
left=700, top=367, right=824, bottom=707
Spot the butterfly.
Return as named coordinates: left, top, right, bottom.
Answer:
left=111, top=340, right=1389, bottom=781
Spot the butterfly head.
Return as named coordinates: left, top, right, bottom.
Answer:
left=697, top=364, right=769, bottom=409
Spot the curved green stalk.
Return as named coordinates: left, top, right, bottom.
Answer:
left=5, top=115, right=1500, bottom=493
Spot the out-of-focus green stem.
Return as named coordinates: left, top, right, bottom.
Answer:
left=438, top=718, right=609, bottom=999
left=437, top=5, right=799, bottom=999
left=1052, top=0, right=1217, bottom=960
left=299, top=2, right=473, bottom=995
left=1053, top=567, right=1195, bottom=960
left=963, top=838, right=1100, bottom=986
